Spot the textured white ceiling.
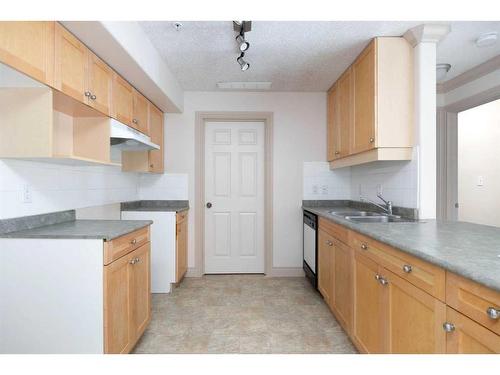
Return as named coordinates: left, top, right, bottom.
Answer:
left=140, top=21, right=500, bottom=91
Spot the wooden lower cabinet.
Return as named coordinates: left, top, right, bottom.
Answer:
left=384, top=269, right=446, bottom=353
left=104, top=242, right=151, bottom=354
left=175, top=211, right=188, bottom=283
left=332, top=239, right=353, bottom=332
left=445, top=307, right=500, bottom=354
left=318, top=229, right=334, bottom=306
left=352, top=251, right=385, bottom=353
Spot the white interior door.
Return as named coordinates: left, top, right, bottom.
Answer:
left=204, top=121, right=265, bottom=274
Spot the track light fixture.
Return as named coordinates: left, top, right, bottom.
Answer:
left=236, top=34, right=250, bottom=52
left=233, top=21, right=252, bottom=71
left=237, top=53, right=250, bottom=71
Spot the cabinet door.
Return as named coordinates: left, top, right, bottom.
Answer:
left=149, top=103, right=164, bottom=173
left=352, top=250, right=384, bottom=353
left=351, top=40, right=376, bottom=154
left=132, top=90, right=149, bottom=135
left=337, top=68, right=352, bottom=158
left=130, top=243, right=151, bottom=340
left=383, top=269, right=446, bottom=353
left=318, top=229, right=334, bottom=306
left=54, top=23, right=88, bottom=103
left=87, top=52, right=112, bottom=116
left=0, top=21, right=54, bottom=86
left=332, top=240, right=353, bottom=332
left=104, top=252, right=133, bottom=354
left=445, top=307, right=500, bottom=354
left=112, top=73, right=134, bottom=126
left=326, top=85, right=337, bottom=161
left=175, top=216, right=188, bottom=282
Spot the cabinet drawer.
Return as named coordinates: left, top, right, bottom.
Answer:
left=350, top=232, right=445, bottom=300
left=176, top=210, right=188, bottom=223
left=318, top=217, right=348, bottom=244
left=103, top=226, right=150, bottom=265
left=446, top=272, right=500, bottom=335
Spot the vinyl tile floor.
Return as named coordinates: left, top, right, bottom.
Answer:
left=133, top=275, right=357, bottom=354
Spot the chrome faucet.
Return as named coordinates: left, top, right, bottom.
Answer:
left=360, top=193, right=393, bottom=215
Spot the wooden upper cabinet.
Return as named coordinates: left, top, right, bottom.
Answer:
left=54, top=23, right=88, bottom=103
left=326, top=85, right=336, bottom=161
left=87, top=52, right=112, bottom=116
left=112, top=72, right=134, bottom=126
left=336, top=68, right=353, bottom=158
left=132, top=90, right=149, bottom=135
left=318, top=229, right=334, bottom=306
left=0, top=21, right=55, bottom=86
left=352, top=251, right=385, bottom=353
left=148, top=104, right=164, bottom=173
left=351, top=40, right=376, bottom=154
left=383, top=269, right=446, bottom=353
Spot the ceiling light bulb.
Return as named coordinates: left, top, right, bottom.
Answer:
left=475, top=32, right=498, bottom=47
left=436, top=63, right=451, bottom=82
left=237, top=55, right=250, bottom=71
left=236, top=34, right=250, bottom=52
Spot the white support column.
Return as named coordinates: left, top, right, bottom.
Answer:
left=404, top=24, right=450, bottom=219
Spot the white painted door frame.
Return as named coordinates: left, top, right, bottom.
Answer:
left=437, top=89, right=500, bottom=220
left=193, top=112, right=273, bottom=277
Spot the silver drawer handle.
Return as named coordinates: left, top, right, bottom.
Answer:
left=361, top=243, right=368, bottom=250
left=443, top=322, right=455, bottom=332
left=486, top=307, right=500, bottom=320
left=403, top=264, right=412, bottom=273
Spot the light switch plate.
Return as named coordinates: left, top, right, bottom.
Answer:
left=22, top=184, right=32, bottom=203
left=477, top=176, right=484, bottom=186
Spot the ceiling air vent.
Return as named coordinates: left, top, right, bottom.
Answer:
left=216, top=81, right=272, bottom=91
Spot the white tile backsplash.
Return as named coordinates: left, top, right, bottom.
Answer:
left=303, top=153, right=419, bottom=208
left=303, top=162, right=351, bottom=200
left=139, top=173, right=188, bottom=200
left=0, top=159, right=140, bottom=219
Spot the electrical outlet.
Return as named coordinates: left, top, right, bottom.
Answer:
left=22, top=184, right=32, bottom=203
left=376, top=184, right=383, bottom=195
left=321, top=185, right=328, bottom=195
left=312, top=185, right=319, bottom=195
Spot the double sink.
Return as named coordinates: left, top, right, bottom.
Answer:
left=330, top=210, right=416, bottom=223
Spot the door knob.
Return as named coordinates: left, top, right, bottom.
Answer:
left=206, top=202, right=212, bottom=208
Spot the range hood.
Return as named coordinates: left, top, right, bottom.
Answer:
left=110, top=119, right=160, bottom=151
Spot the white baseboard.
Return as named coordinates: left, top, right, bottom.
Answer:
left=266, top=267, right=305, bottom=277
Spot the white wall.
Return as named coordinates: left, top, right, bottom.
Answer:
left=165, top=91, right=327, bottom=270
left=0, top=160, right=139, bottom=219
left=138, top=173, right=188, bottom=200
left=457, top=99, right=500, bottom=227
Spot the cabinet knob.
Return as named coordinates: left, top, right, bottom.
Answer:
left=135, top=257, right=140, bottom=263
left=369, top=137, right=374, bottom=143
left=132, top=119, right=138, bottom=124
left=84, top=91, right=91, bottom=97
left=486, top=307, right=500, bottom=320
left=150, top=164, right=154, bottom=168
left=442, top=322, right=455, bottom=332
left=403, top=264, right=412, bottom=273
left=335, top=151, right=340, bottom=155
left=129, top=258, right=137, bottom=265
left=361, top=243, right=368, bottom=250
left=130, top=239, right=137, bottom=245
left=326, top=240, right=333, bottom=246
left=90, top=94, right=96, bottom=100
